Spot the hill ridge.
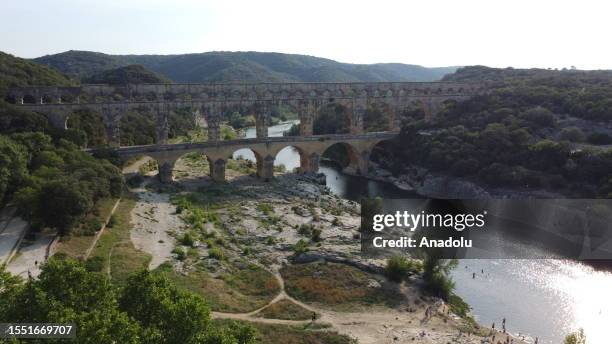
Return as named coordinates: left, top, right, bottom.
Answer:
left=33, top=50, right=458, bottom=83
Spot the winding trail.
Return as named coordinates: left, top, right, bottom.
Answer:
left=210, top=268, right=528, bottom=344
left=211, top=270, right=318, bottom=326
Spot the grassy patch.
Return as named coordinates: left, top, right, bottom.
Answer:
left=55, top=198, right=119, bottom=259
left=213, top=319, right=356, bottom=344
left=281, top=262, right=404, bottom=311
left=155, top=261, right=280, bottom=313
left=87, top=198, right=151, bottom=285
left=226, top=158, right=257, bottom=175
left=255, top=299, right=317, bottom=321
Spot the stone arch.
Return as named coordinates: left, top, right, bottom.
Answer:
left=313, top=101, right=352, bottom=135
left=39, top=111, right=70, bottom=130
left=272, top=145, right=308, bottom=175
left=398, top=99, right=427, bottom=123
left=363, top=101, right=396, bottom=133
left=122, top=154, right=163, bottom=181
left=118, top=106, right=157, bottom=146
left=321, top=142, right=365, bottom=175
left=22, top=94, right=37, bottom=104
left=172, top=151, right=215, bottom=184
left=440, top=98, right=459, bottom=115
left=65, top=109, right=107, bottom=147
left=230, top=147, right=262, bottom=180
left=268, top=101, right=300, bottom=128
left=368, top=139, right=397, bottom=175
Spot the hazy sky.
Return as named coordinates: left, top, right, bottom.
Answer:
left=2, top=0, right=611, bottom=69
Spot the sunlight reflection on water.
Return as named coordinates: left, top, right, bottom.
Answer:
left=451, top=259, right=612, bottom=344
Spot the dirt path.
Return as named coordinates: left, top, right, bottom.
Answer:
left=211, top=268, right=526, bottom=344
left=6, top=230, right=56, bottom=278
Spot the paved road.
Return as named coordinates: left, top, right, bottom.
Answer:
left=0, top=207, right=28, bottom=266
left=7, top=230, right=56, bottom=278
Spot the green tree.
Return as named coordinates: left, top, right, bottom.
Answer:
left=0, top=135, right=28, bottom=203
left=422, top=256, right=458, bottom=300
left=38, top=179, right=93, bottom=234
left=1, top=258, right=142, bottom=344
left=119, top=269, right=211, bottom=344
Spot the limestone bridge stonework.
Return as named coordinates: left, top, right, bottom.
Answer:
left=7, top=82, right=486, bottom=182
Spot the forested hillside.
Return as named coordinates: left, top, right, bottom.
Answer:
left=83, top=64, right=171, bottom=84
left=0, top=51, right=74, bottom=94
left=384, top=66, right=612, bottom=197
left=34, top=50, right=457, bottom=83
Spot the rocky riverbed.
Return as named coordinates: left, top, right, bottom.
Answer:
left=121, top=155, right=529, bottom=344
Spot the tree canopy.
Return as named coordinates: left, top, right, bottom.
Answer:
left=0, top=258, right=257, bottom=344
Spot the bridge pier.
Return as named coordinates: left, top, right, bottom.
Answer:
left=255, top=113, right=269, bottom=139
left=46, top=112, right=69, bottom=130
left=350, top=102, right=365, bottom=135
left=210, top=158, right=226, bottom=182
left=258, top=155, right=275, bottom=181
left=208, top=116, right=220, bottom=142
left=344, top=149, right=371, bottom=175
left=422, top=99, right=441, bottom=122
left=103, top=116, right=121, bottom=147
left=156, top=106, right=169, bottom=144
left=300, top=152, right=320, bottom=173
left=158, top=159, right=175, bottom=183
left=298, top=102, right=315, bottom=136
left=388, top=109, right=401, bottom=131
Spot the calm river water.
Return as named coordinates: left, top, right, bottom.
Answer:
left=234, top=121, right=612, bottom=344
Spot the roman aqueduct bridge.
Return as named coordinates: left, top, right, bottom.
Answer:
left=7, top=82, right=485, bottom=182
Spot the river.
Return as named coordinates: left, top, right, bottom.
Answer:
left=234, top=121, right=612, bottom=344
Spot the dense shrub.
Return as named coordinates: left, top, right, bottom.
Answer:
left=559, top=127, right=585, bottom=142
left=587, top=132, right=612, bottom=145
left=385, top=255, right=422, bottom=282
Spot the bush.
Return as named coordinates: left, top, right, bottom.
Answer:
left=311, top=227, right=322, bottom=242
left=448, top=293, right=471, bottom=318
left=587, top=132, right=612, bottom=145
left=292, top=239, right=309, bottom=256
left=85, top=256, right=104, bottom=272
left=107, top=214, right=117, bottom=228
left=179, top=232, right=195, bottom=247
left=298, top=223, right=314, bottom=236
left=265, top=236, right=276, bottom=245
left=257, top=203, right=274, bottom=215
left=559, top=127, right=585, bottom=142
left=83, top=217, right=103, bottom=236
left=172, top=247, right=186, bottom=261
left=385, top=255, right=422, bottom=282
left=422, top=257, right=458, bottom=300
left=519, top=107, right=555, bottom=127
left=450, top=159, right=480, bottom=176
left=208, top=247, right=224, bottom=260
